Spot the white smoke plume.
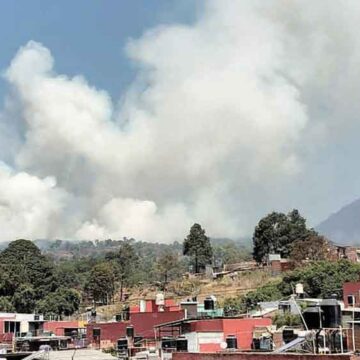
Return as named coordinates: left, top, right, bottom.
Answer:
left=1, top=0, right=360, bottom=242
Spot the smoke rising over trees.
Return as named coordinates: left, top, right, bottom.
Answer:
left=2, top=1, right=360, bottom=242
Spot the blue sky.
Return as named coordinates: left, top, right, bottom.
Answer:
left=0, top=0, right=199, bottom=101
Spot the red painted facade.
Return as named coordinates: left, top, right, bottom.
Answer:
left=190, top=320, right=223, bottom=333
left=0, top=315, right=22, bottom=343
left=87, top=322, right=128, bottom=345
left=223, top=318, right=272, bottom=350
left=177, top=318, right=272, bottom=352
left=44, top=321, right=83, bottom=336
left=173, top=353, right=358, bottom=360
left=343, top=282, right=360, bottom=307
left=86, top=309, right=185, bottom=347
left=199, top=343, right=222, bottom=352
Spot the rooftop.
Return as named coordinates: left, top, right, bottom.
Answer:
left=47, top=349, right=115, bottom=359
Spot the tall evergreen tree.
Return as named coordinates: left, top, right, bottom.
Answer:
left=183, top=223, right=212, bottom=273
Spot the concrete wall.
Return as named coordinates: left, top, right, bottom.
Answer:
left=183, top=331, right=224, bottom=353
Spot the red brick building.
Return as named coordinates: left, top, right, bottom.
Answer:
left=343, top=282, right=360, bottom=307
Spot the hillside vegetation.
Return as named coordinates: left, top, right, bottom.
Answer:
left=0, top=208, right=357, bottom=319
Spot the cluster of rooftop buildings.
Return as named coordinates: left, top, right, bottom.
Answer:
left=3, top=280, right=360, bottom=359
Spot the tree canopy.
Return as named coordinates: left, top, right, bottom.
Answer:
left=0, top=239, right=56, bottom=297
left=85, top=262, right=115, bottom=305
left=105, top=240, right=139, bottom=300
left=290, top=234, right=331, bottom=263
left=279, top=259, right=360, bottom=298
left=0, top=240, right=80, bottom=317
left=225, top=259, right=360, bottom=315
left=36, top=288, right=81, bottom=318
left=252, top=209, right=315, bottom=264
left=183, top=223, right=213, bottom=273
left=155, top=251, right=183, bottom=288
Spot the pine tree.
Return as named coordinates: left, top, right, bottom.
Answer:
left=183, top=223, right=212, bottom=273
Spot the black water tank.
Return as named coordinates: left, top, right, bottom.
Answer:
left=123, top=306, right=130, bottom=321
left=162, top=337, right=177, bottom=349
left=303, top=306, right=322, bottom=329
left=134, top=336, right=143, bottom=347
left=226, top=335, right=238, bottom=349
left=115, top=314, right=122, bottom=322
left=320, top=299, right=342, bottom=328
left=126, top=325, right=134, bottom=338
left=348, top=295, right=355, bottom=306
left=117, top=337, right=128, bottom=350
left=204, top=297, right=215, bottom=310
left=91, top=309, right=97, bottom=317
left=283, top=329, right=297, bottom=344
left=93, top=328, right=101, bottom=337
left=252, top=338, right=260, bottom=350
left=176, top=336, right=188, bottom=351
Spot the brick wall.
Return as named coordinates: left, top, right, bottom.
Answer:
left=343, top=282, right=360, bottom=307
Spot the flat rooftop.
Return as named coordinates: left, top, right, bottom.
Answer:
left=48, top=349, right=115, bottom=360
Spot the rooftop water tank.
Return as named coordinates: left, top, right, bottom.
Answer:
left=296, top=283, right=304, bottom=297
left=134, top=336, right=143, bottom=347
left=303, top=306, right=322, bottom=329
left=226, top=335, right=238, bottom=349
left=156, top=293, right=165, bottom=306
left=283, top=329, right=297, bottom=344
left=320, top=298, right=341, bottom=328
left=126, top=325, right=134, bottom=338
left=161, top=337, right=176, bottom=349
left=204, top=297, right=215, bottom=310
left=176, top=336, right=188, bottom=352
left=122, top=306, right=130, bottom=321
left=117, top=337, right=128, bottom=351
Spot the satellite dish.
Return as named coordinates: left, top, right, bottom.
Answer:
left=220, top=342, right=227, bottom=349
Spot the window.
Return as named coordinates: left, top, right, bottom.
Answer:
left=4, top=321, right=20, bottom=334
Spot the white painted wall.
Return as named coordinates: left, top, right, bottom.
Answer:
left=183, top=331, right=224, bottom=352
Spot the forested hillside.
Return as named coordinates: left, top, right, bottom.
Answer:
left=0, top=232, right=251, bottom=318
left=0, top=209, right=348, bottom=321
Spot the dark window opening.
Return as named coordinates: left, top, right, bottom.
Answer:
left=4, top=321, right=20, bottom=334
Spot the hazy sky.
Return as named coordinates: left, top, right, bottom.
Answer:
left=1, top=0, right=360, bottom=243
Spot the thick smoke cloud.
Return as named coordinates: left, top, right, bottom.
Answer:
left=1, top=0, right=360, bottom=242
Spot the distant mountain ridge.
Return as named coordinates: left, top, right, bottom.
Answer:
left=316, top=198, right=360, bottom=245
